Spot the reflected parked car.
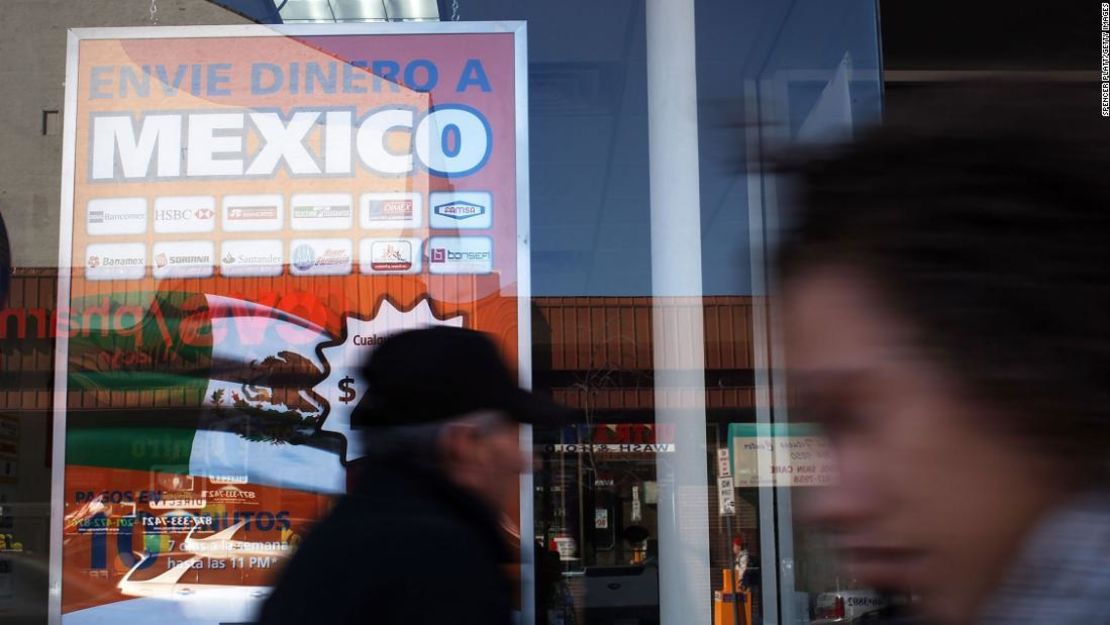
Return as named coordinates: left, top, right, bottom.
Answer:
left=812, top=590, right=887, bottom=624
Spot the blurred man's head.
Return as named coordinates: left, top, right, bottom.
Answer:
left=778, top=84, right=1110, bottom=624
left=351, top=326, right=571, bottom=511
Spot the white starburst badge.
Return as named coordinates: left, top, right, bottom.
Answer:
left=315, top=299, right=463, bottom=463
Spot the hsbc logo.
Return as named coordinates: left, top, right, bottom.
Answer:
left=152, top=241, right=214, bottom=279
left=156, top=208, right=214, bottom=221
left=154, top=196, right=216, bottom=234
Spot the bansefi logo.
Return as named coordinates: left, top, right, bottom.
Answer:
left=222, top=195, right=283, bottom=232
left=290, top=194, right=353, bottom=231
left=289, top=239, right=353, bottom=276
left=85, top=243, right=146, bottom=281
left=361, top=193, right=422, bottom=229
left=219, top=240, right=284, bottom=277
left=86, top=197, right=147, bottom=236
left=427, top=237, right=493, bottom=275
left=154, top=196, right=216, bottom=234
left=429, top=191, right=492, bottom=229
left=360, top=238, right=422, bottom=274
left=151, top=241, right=214, bottom=279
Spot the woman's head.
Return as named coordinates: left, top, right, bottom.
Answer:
left=777, top=84, right=1110, bottom=624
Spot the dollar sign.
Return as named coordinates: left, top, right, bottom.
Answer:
left=338, top=376, right=356, bottom=404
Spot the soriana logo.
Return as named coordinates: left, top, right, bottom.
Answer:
left=152, top=241, right=215, bottom=279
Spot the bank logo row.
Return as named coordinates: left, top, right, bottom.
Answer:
left=84, top=191, right=493, bottom=236
left=81, top=237, right=494, bottom=280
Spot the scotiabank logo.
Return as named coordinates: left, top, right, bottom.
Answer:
left=154, top=196, right=216, bottom=234
left=427, top=237, right=493, bottom=275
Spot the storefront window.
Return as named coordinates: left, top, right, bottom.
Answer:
left=0, top=2, right=882, bottom=624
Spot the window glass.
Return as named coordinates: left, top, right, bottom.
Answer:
left=0, top=2, right=882, bottom=624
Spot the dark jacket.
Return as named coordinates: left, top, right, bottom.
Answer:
left=257, top=460, right=513, bottom=625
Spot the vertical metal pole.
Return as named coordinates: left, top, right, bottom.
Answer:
left=745, top=78, right=781, bottom=625
left=645, top=1, right=712, bottom=624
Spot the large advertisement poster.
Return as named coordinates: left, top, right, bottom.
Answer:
left=51, top=23, right=529, bottom=624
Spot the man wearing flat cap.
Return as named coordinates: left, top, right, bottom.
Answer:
left=258, top=326, right=572, bottom=625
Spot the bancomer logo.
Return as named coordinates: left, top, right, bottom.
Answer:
left=87, top=197, right=146, bottom=236
left=428, top=237, right=493, bottom=275
left=89, top=106, right=491, bottom=180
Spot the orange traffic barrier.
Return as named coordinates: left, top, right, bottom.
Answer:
left=713, top=569, right=751, bottom=625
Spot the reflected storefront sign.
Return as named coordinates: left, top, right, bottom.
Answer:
left=51, top=23, right=529, bottom=624
left=728, top=423, right=834, bottom=488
